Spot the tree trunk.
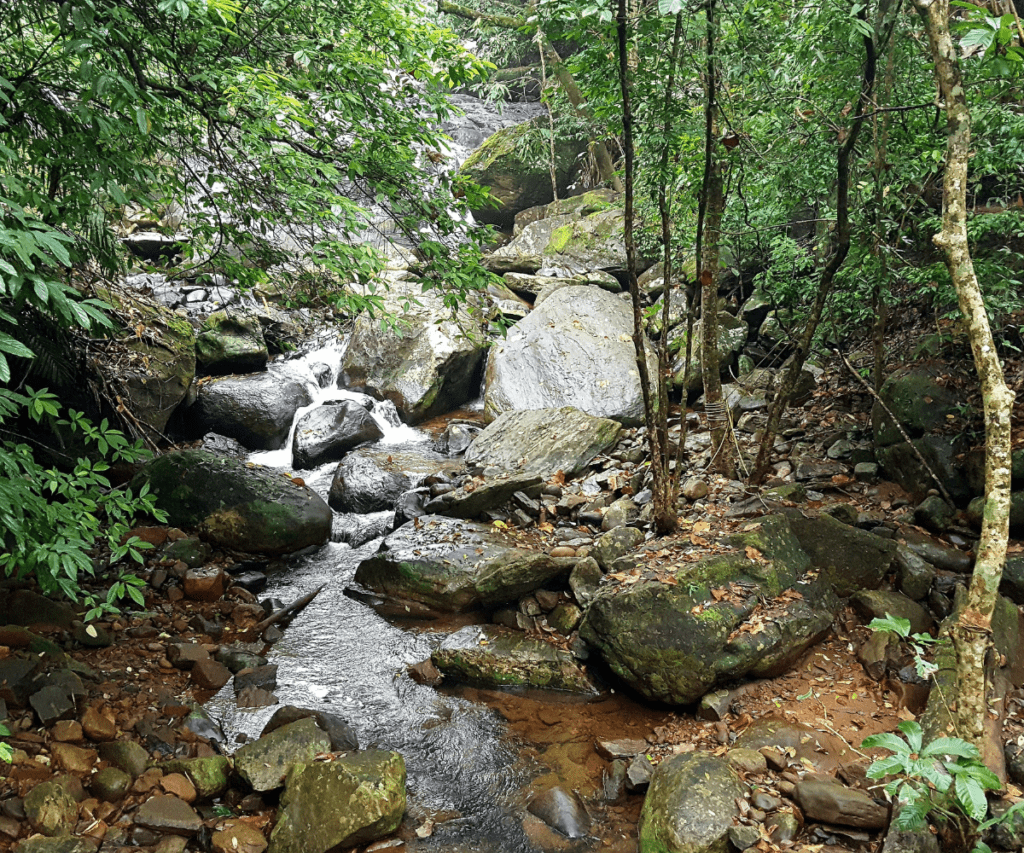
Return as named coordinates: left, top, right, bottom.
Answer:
left=914, top=0, right=1016, bottom=749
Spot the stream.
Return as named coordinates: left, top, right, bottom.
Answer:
left=204, top=341, right=545, bottom=852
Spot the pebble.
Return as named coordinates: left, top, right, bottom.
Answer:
left=51, top=720, right=83, bottom=743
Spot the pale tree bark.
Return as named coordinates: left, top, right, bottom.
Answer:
left=914, top=0, right=1016, bottom=749
left=438, top=0, right=624, bottom=192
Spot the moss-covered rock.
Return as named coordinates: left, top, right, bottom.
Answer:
left=155, top=756, right=231, bottom=800
left=354, top=515, right=575, bottom=612
left=195, top=310, right=268, bottom=375
left=579, top=515, right=839, bottom=705
left=131, top=449, right=331, bottom=555
left=872, top=365, right=963, bottom=448
left=431, top=625, right=598, bottom=693
left=235, top=718, right=332, bottom=793
left=269, top=750, right=406, bottom=853
left=637, top=752, right=744, bottom=853
left=460, top=118, right=589, bottom=228
left=786, top=513, right=896, bottom=597
left=669, top=312, right=749, bottom=393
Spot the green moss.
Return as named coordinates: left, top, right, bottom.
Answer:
left=461, top=121, right=536, bottom=172
left=548, top=224, right=574, bottom=253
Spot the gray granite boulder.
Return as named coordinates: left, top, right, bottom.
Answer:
left=292, top=400, right=383, bottom=469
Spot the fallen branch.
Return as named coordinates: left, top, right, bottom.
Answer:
left=253, top=583, right=327, bottom=636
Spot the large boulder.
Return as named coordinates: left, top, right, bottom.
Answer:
left=353, top=515, right=575, bottom=612
left=459, top=118, right=589, bottom=229
left=432, top=625, right=599, bottom=693
left=187, top=365, right=313, bottom=450
left=340, top=277, right=485, bottom=424
left=638, top=752, right=744, bottom=853
left=234, top=718, right=332, bottom=792
left=269, top=751, right=405, bottom=853
left=195, top=310, right=268, bottom=375
left=873, top=365, right=963, bottom=448
left=483, top=285, right=657, bottom=426
left=132, top=450, right=332, bottom=555
left=93, top=286, right=196, bottom=436
left=292, top=400, right=383, bottom=469
left=328, top=449, right=417, bottom=513
left=875, top=434, right=972, bottom=504
left=489, top=206, right=637, bottom=277
left=578, top=515, right=841, bottom=704
left=786, top=513, right=897, bottom=597
left=670, top=312, right=749, bottom=393
left=465, top=407, right=621, bottom=478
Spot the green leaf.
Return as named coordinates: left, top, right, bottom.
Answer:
left=921, top=737, right=979, bottom=760
left=955, top=775, right=988, bottom=823
left=897, top=721, right=923, bottom=754
left=863, top=732, right=912, bottom=755
left=135, top=107, right=149, bottom=135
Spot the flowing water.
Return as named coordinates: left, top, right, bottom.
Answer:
left=205, top=342, right=542, bottom=852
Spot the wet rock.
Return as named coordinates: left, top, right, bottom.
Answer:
left=526, top=786, right=591, bottom=839
left=432, top=625, right=598, bottom=693
left=99, top=740, right=150, bottom=778
left=269, top=750, right=406, bottom=853
left=162, top=536, right=212, bottom=568
left=329, top=451, right=416, bottom=514
left=195, top=311, right=268, bottom=375
left=895, top=544, right=936, bottom=601
left=187, top=366, right=313, bottom=450
left=484, top=286, right=658, bottom=426
left=24, top=781, right=78, bottom=836
left=234, top=664, right=278, bottom=695
left=341, top=278, right=485, bottom=424
left=580, top=515, right=840, bottom=704
left=794, top=779, right=888, bottom=828
left=235, top=718, right=332, bottom=792
left=260, top=706, right=358, bottom=753
left=435, top=422, right=482, bottom=456
left=638, top=752, right=744, bottom=852
left=157, top=756, right=232, bottom=800
left=354, top=515, right=574, bottom=612
left=852, top=589, right=934, bottom=635
left=602, top=760, right=628, bottom=802
left=212, top=821, right=268, bottom=853
left=134, top=794, right=203, bottom=835
left=133, top=449, right=332, bottom=555
left=625, top=754, right=654, bottom=792
left=595, top=739, right=649, bottom=760
left=591, top=526, right=644, bottom=572
left=91, top=767, right=132, bottom=802
left=183, top=567, right=227, bottom=603
left=408, top=659, right=444, bottom=686
left=191, top=658, right=232, bottom=690
left=292, top=400, right=384, bottom=469
left=465, top=407, right=621, bottom=479
left=216, top=646, right=268, bottom=674
left=788, top=512, right=897, bottom=597
left=900, top=527, right=972, bottom=573
left=12, top=838, right=95, bottom=853
left=436, top=472, right=543, bottom=520
left=183, top=704, right=226, bottom=744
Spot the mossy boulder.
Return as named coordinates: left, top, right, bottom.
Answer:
left=638, top=752, right=744, bottom=853
left=460, top=118, right=589, bottom=229
left=670, top=312, right=749, bottom=393
left=155, top=756, right=231, bottom=800
left=195, top=310, right=268, bottom=375
left=872, top=365, right=963, bottom=448
left=579, top=515, right=840, bottom=705
left=132, top=449, right=332, bottom=555
left=786, top=513, right=897, bottom=597
left=269, top=750, right=405, bottom=853
left=353, top=515, right=575, bottom=612
left=875, top=435, right=972, bottom=504
left=432, top=625, right=599, bottom=693
left=234, top=718, right=332, bottom=792
left=341, top=278, right=485, bottom=424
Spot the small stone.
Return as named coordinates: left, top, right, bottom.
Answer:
left=168, top=643, right=210, bottom=670
left=160, top=773, right=197, bottom=804
left=80, top=706, right=117, bottom=742
left=91, top=767, right=132, bottom=802
left=550, top=546, right=576, bottom=558
left=794, top=779, right=888, bottom=829
left=233, top=664, right=278, bottom=695
left=191, top=659, right=232, bottom=690
left=682, top=477, right=709, bottom=500
left=51, top=720, right=83, bottom=743
left=72, top=622, right=112, bottom=647
left=24, top=781, right=78, bottom=837
left=133, top=767, right=164, bottom=794
left=134, top=794, right=203, bottom=835
left=235, top=686, right=278, bottom=708
left=752, top=791, right=781, bottom=811
left=29, top=685, right=76, bottom=727
left=625, top=753, right=654, bottom=792
left=726, top=748, right=768, bottom=775
left=183, top=567, right=226, bottom=602
left=50, top=742, right=96, bottom=774
left=211, top=822, right=268, bottom=853
left=98, top=740, right=150, bottom=778
left=729, top=824, right=761, bottom=851
left=408, top=660, right=443, bottom=686
left=854, top=462, right=878, bottom=482
left=154, top=837, right=190, bottom=853
left=595, top=738, right=649, bottom=760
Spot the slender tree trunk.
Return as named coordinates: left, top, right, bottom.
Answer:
left=915, top=0, right=1016, bottom=749
left=751, top=16, right=876, bottom=483
left=698, top=0, right=736, bottom=478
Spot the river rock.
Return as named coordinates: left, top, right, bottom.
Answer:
left=484, top=285, right=657, bottom=426
left=269, top=751, right=406, bottom=853
left=895, top=544, right=937, bottom=601
left=435, top=422, right=483, bottom=456
left=91, top=767, right=132, bottom=802
left=132, top=450, right=332, bottom=555
left=670, top=311, right=749, bottom=393
left=195, top=311, right=268, bottom=375
left=13, top=839, right=97, bottom=853
left=292, top=400, right=383, bottom=469
left=900, top=527, right=972, bottom=572
left=234, top=718, right=332, bottom=793
left=787, top=513, right=897, bottom=597
left=212, top=822, right=268, bottom=853
left=328, top=450, right=416, bottom=514
left=431, top=472, right=543, bottom=520
left=340, top=278, right=485, bottom=424
left=260, top=706, right=358, bottom=753
left=432, top=625, right=598, bottom=693
left=24, top=781, right=78, bottom=836
left=460, top=118, right=589, bottom=228
left=354, top=516, right=574, bottom=612
left=526, top=787, right=592, bottom=838
left=157, top=757, right=232, bottom=800
left=99, top=740, right=150, bottom=778
left=464, top=407, right=621, bottom=479
left=187, top=366, right=313, bottom=450
left=592, top=526, right=644, bottom=571
left=134, top=795, right=203, bottom=835
left=579, top=515, right=841, bottom=704
left=637, top=752, right=744, bottom=853
left=794, top=780, right=888, bottom=829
